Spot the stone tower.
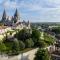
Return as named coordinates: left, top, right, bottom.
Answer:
left=13, top=9, right=20, bottom=23
left=2, top=9, right=7, bottom=22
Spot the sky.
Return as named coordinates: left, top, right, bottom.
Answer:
left=0, top=0, right=60, bottom=22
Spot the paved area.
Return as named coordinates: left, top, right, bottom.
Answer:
left=0, top=48, right=38, bottom=60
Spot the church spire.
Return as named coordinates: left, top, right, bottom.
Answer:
left=14, top=9, right=19, bottom=17
left=2, top=9, right=7, bottom=21
left=13, top=8, right=20, bottom=23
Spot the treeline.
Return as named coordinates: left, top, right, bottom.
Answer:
left=0, top=28, right=55, bottom=56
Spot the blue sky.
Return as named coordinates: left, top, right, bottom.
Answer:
left=0, top=0, right=60, bottom=22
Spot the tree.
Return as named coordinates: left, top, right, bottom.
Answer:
left=15, top=29, right=31, bottom=41
left=19, top=41, right=25, bottom=50
left=37, top=39, right=47, bottom=48
left=25, top=38, right=34, bottom=48
left=52, top=27, right=60, bottom=34
left=12, top=39, right=20, bottom=55
left=32, top=29, right=40, bottom=40
left=34, top=48, right=51, bottom=60
left=31, top=29, right=40, bottom=44
left=44, top=33, right=55, bottom=45
left=0, top=42, right=6, bottom=53
left=3, top=40, right=14, bottom=54
left=3, top=38, right=20, bottom=55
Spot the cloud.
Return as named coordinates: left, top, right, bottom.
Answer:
left=1, top=0, right=60, bottom=10
left=2, top=0, right=18, bottom=9
left=0, top=0, right=60, bottom=22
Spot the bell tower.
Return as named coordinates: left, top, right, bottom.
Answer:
left=2, top=9, right=7, bottom=22
left=13, top=9, right=20, bottom=23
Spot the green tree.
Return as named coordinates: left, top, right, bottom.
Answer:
left=15, top=29, right=31, bottom=41
left=19, top=41, right=25, bottom=50
left=25, top=38, right=34, bottom=48
left=12, top=39, right=20, bottom=55
left=31, top=29, right=40, bottom=45
left=3, top=40, right=14, bottom=54
left=32, top=29, right=40, bottom=40
left=52, top=27, right=60, bottom=34
left=34, top=48, right=51, bottom=60
left=0, top=42, right=6, bottom=53
left=37, top=39, right=47, bottom=48
left=44, top=33, right=55, bottom=45
left=3, top=38, right=20, bottom=55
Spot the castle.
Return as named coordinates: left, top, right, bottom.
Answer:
left=0, top=9, right=31, bottom=30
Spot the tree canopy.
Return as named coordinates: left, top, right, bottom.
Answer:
left=44, top=33, right=55, bottom=45
left=34, top=48, right=51, bottom=60
left=15, top=29, right=31, bottom=41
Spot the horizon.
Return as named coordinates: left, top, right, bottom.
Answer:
left=0, top=0, right=60, bottom=22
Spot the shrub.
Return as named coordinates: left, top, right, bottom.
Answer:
left=0, top=42, right=6, bottom=52
left=12, top=39, right=20, bottom=55
left=34, top=48, right=51, bottom=60
left=19, top=41, right=25, bottom=50
left=25, top=38, right=34, bottom=48
left=37, top=39, right=47, bottom=48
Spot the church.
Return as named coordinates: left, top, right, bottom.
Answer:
left=0, top=9, right=31, bottom=29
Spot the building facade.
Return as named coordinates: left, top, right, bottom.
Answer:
left=1, top=9, right=31, bottom=30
